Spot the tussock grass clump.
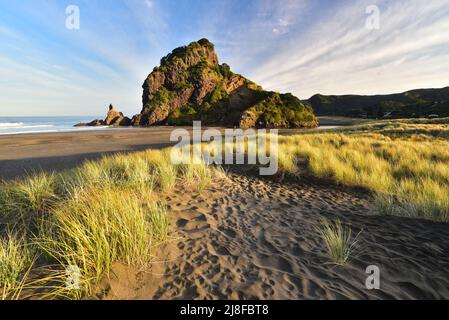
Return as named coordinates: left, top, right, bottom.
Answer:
left=180, top=163, right=214, bottom=192
left=316, top=219, right=361, bottom=266
left=146, top=201, right=169, bottom=241
left=162, top=146, right=225, bottom=192
left=374, top=178, right=449, bottom=221
left=104, top=154, right=154, bottom=187
left=0, top=231, right=34, bottom=300
left=0, top=173, right=58, bottom=227
left=64, top=154, right=154, bottom=192
left=37, top=186, right=168, bottom=297
left=155, top=164, right=178, bottom=191
left=143, top=149, right=178, bottom=191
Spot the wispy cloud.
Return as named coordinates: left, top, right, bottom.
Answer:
left=244, top=0, right=449, bottom=97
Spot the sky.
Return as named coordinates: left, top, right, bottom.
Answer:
left=0, top=0, right=449, bottom=116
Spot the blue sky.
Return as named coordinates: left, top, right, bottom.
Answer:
left=1, top=0, right=449, bottom=116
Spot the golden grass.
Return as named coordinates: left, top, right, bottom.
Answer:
left=328, top=117, right=449, bottom=138
left=0, top=173, right=58, bottom=227
left=0, top=231, right=34, bottom=300
left=36, top=186, right=165, bottom=297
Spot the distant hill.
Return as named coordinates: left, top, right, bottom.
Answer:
left=305, top=87, right=449, bottom=118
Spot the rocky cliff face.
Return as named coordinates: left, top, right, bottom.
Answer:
left=133, top=38, right=318, bottom=128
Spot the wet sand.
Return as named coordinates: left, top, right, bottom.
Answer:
left=0, top=128, right=179, bottom=180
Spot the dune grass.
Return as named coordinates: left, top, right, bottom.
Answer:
left=0, top=147, right=224, bottom=299
left=316, top=219, right=361, bottom=266
left=276, top=120, right=449, bottom=222
left=36, top=186, right=165, bottom=297
left=0, top=173, right=58, bottom=228
left=0, top=231, right=34, bottom=300
left=330, top=117, right=449, bottom=138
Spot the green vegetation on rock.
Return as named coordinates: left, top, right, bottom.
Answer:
left=241, top=92, right=318, bottom=129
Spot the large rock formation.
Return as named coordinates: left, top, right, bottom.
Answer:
left=104, top=104, right=131, bottom=126
left=133, top=38, right=318, bottom=128
left=78, top=39, right=318, bottom=129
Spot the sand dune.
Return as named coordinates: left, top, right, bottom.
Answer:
left=99, top=173, right=449, bottom=300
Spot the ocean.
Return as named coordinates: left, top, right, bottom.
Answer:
left=0, top=116, right=340, bottom=136
left=0, top=116, right=109, bottom=135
